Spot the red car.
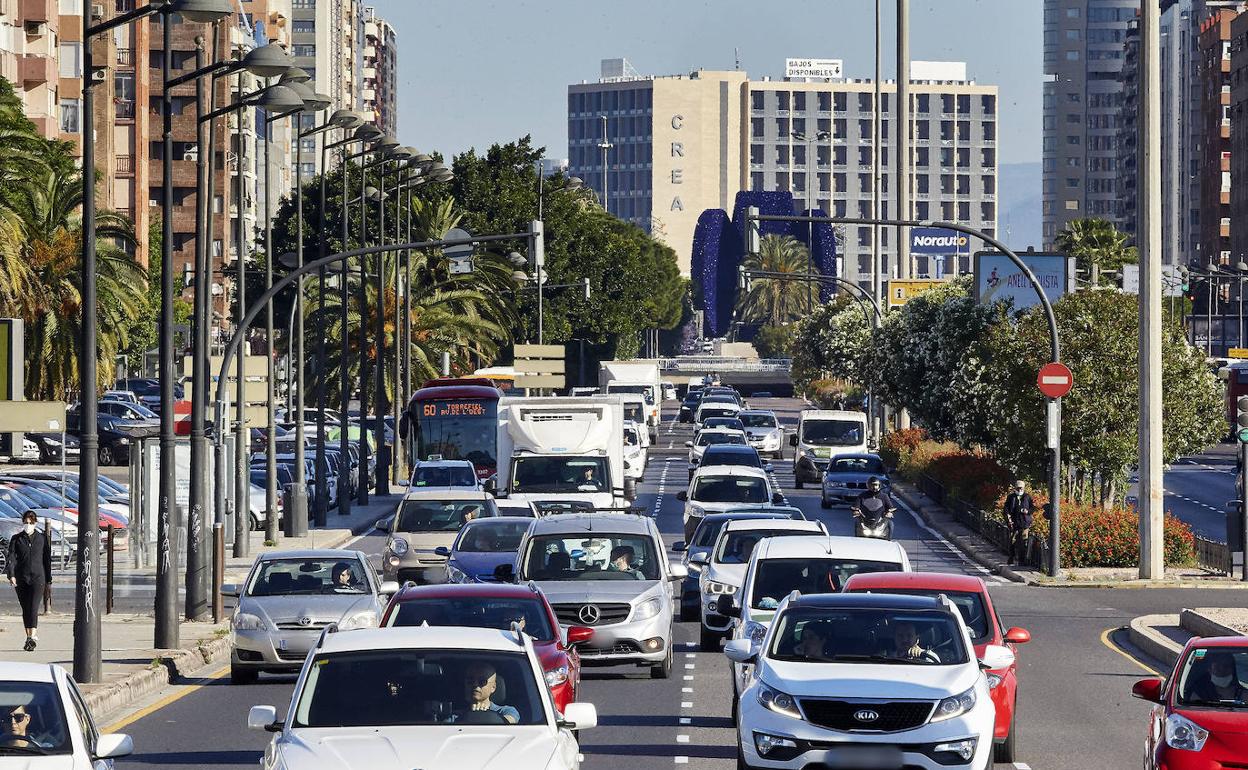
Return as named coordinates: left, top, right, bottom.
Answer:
left=380, top=582, right=593, bottom=711
left=1132, top=636, right=1248, bottom=769
left=841, top=571, right=1030, bottom=763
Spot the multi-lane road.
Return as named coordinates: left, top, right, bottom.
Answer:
left=106, top=397, right=1248, bottom=770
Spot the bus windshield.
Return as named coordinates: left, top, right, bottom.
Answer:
left=412, top=398, right=499, bottom=475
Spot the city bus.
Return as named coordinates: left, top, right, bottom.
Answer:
left=403, top=377, right=504, bottom=480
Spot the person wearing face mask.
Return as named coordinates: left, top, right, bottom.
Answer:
left=1191, top=652, right=1248, bottom=702
left=6, top=511, right=51, bottom=651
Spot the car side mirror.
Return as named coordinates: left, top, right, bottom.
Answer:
left=1004, top=627, right=1031, bottom=645
left=668, top=562, right=688, bottom=581
left=483, top=476, right=497, bottom=495
left=247, top=705, right=282, bottom=732
left=672, top=541, right=687, bottom=552
left=1131, top=677, right=1164, bottom=704
left=723, top=638, right=756, bottom=663
left=978, top=644, right=1015, bottom=671
left=378, top=580, right=399, bottom=596
left=93, top=733, right=133, bottom=760
left=433, top=546, right=451, bottom=557
left=788, top=434, right=798, bottom=447
left=676, top=491, right=688, bottom=501
left=716, top=593, right=738, bottom=618
left=684, top=441, right=693, bottom=448
left=559, top=702, right=598, bottom=730
left=771, top=492, right=785, bottom=505
left=566, top=625, right=594, bottom=645
left=493, top=563, right=516, bottom=583
left=689, top=554, right=708, bottom=567
left=624, top=478, right=637, bottom=501
left=220, top=583, right=239, bottom=598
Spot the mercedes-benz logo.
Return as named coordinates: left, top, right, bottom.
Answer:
left=297, top=616, right=313, bottom=627
left=577, top=604, right=601, bottom=624
left=853, top=709, right=880, bottom=723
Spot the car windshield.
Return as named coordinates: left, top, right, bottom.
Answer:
left=387, top=597, right=555, bottom=640
left=522, top=533, right=660, bottom=581
left=247, top=557, right=370, bottom=596
left=740, top=414, right=777, bottom=429
left=0, top=681, right=72, bottom=755
left=411, top=466, right=477, bottom=488
left=692, top=518, right=730, bottom=548
left=769, top=607, right=969, bottom=665
left=701, top=449, right=761, bottom=468
left=454, top=520, right=531, bottom=553
left=511, top=456, right=609, bottom=494
left=623, top=403, right=645, bottom=424
left=848, top=588, right=991, bottom=642
left=624, top=428, right=640, bottom=446
left=803, top=419, right=864, bottom=446
left=751, top=558, right=902, bottom=608
left=1176, top=646, right=1248, bottom=709
left=699, top=408, right=738, bottom=421
left=829, top=456, right=886, bottom=475
left=715, top=529, right=806, bottom=565
left=396, top=499, right=494, bottom=532
left=692, top=475, right=768, bottom=504
left=607, top=384, right=654, bottom=404
left=292, top=650, right=546, bottom=727
left=704, top=418, right=744, bottom=431
left=697, top=433, right=746, bottom=447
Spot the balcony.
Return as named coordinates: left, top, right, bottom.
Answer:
left=21, top=0, right=54, bottom=23
left=19, top=54, right=55, bottom=85
left=116, top=48, right=135, bottom=66
left=116, top=155, right=134, bottom=174
left=114, top=99, right=136, bottom=120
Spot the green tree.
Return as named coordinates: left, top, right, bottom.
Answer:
left=790, top=297, right=871, bottom=393
left=1056, top=218, right=1138, bottom=287
left=736, top=234, right=811, bottom=326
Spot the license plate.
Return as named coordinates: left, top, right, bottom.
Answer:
left=278, top=639, right=287, bottom=651
left=821, top=746, right=903, bottom=770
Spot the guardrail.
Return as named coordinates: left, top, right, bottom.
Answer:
left=658, top=357, right=792, bottom=373
left=1195, top=535, right=1231, bottom=575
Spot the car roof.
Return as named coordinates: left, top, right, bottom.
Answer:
left=842, top=571, right=986, bottom=593
left=392, top=582, right=546, bottom=602
left=693, top=464, right=768, bottom=479
left=318, top=626, right=530, bottom=654
left=722, top=518, right=822, bottom=533
left=401, top=489, right=493, bottom=501
left=829, top=453, right=884, bottom=462
left=702, top=445, right=761, bottom=456
left=701, top=510, right=791, bottom=523
left=698, top=428, right=747, bottom=436
left=256, top=549, right=364, bottom=561
left=526, top=512, right=655, bottom=536
left=755, top=535, right=907, bottom=560
left=737, top=410, right=776, bottom=417
left=801, top=409, right=865, bottom=420
left=788, top=592, right=947, bottom=612
left=414, top=459, right=474, bottom=468
left=1183, top=636, right=1248, bottom=649
left=0, top=662, right=58, bottom=683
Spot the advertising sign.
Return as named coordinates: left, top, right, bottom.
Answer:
left=785, top=58, right=843, bottom=79
left=886, top=279, right=949, bottom=308
left=973, top=252, right=1075, bottom=311
left=910, top=227, right=971, bottom=258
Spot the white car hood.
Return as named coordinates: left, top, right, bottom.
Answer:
left=702, top=562, right=747, bottom=589
left=760, top=659, right=978, bottom=700
left=0, top=758, right=76, bottom=770
left=278, top=727, right=559, bottom=770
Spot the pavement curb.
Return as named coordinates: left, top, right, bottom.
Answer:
left=1127, top=614, right=1182, bottom=670
left=1180, top=608, right=1241, bottom=637
left=890, top=484, right=1026, bottom=584
left=83, top=629, right=230, bottom=721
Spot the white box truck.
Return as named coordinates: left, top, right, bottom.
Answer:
left=599, top=360, right=662, bottom=441
left=492, top=395, right=635, bottom=513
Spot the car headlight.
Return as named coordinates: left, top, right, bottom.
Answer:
left=544, top=664, right=570, bottom=688
left=1165, top=713, right=1210, bottom=751
left=933, top=739, right=977, bottom=762
left=389, top=537, right=409, bottom=556
left=232, top=612, right=266, bottom=631
left=633, top=597, right=664, bottom=621
left=744, top=620, right=768, bottom=647
left=931, top=686, right=977, bottom=722
left=687, top=504, right=706, bottom=518
left=986, top=673, right=1003, bottom=689
left=756, top=682, right=801, bottom=719
left=706, top=581, right=738, bottom=595
left=338, top=610, right=378, bottom=630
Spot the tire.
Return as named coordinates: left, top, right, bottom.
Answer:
left=250, top=513, right=262, bottom=532
left=737, top=741, right=756, bottom=770
left=819, top=496, right=830, bottom=509
left=994, top=708, right=1018, bottom=763
left=230, top=663, right=258, bottom=685
left=679, top=600, right=698, bottom=623
left=651, top=641, right=673, bottom=679
left=699, top=624, right=722, bottom=652
left=98, top=444, right=116, bottom=467
left=731, top=690, right=739, bottom=724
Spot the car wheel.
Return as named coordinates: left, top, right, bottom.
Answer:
left=650, top=642, right=673, bottom=679
left=230, top=663, right=258, bottom=685
left=819, top=496, right=830, bottom=509
left=994, top=708, right=1018, bottom=763
left=98, top=444, right=116, bottom=467
left=250, top=513, right=262, bottom=532
left=38, top=446, right=54, bottom=464
left=737, top=741, right=756, bottom=770
left=699, top=625, right=721, bottom=652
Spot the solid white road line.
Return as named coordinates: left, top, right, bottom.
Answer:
left=892, top=493, right=1006, bottom=583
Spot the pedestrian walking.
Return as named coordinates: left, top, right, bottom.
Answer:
left=6, top=511, right=51, bottom=651
left=1002, top=481, right=1035, bottom=566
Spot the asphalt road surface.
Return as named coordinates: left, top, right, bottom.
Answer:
left=109, top=397, right=1248, bottom=770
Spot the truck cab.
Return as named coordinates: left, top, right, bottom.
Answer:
left=789, top=409, right=869, bottom=488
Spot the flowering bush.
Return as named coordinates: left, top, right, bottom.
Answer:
left=879, top=428, right=926, bottom=468
left=1027, top=504, right=1196, bottom=568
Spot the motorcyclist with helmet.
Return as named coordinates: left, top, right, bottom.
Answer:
left=851, top=476, right=896, bottom=540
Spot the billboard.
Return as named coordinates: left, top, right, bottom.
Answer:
left=910, top=227, right=970, bottom=278
left=1120, top=264, right=1183, bottom=297
left=973, top=252, right=1075, bottom=311
left=785, top=58, right=843, bottom=79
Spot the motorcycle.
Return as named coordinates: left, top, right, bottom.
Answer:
left=851, top=497, right=895, bottom=540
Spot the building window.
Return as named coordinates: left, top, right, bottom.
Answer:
left=59, top=43, right=83, bottom=78
left=750, top=171, right=764, bottom=190
left=983, top=122, right=996, bottom=141
left=292, top=20, right=315, bottom=33
left=777, top=91, right=789, bottom=112
left=1065, top=50, right=1079, bottom=61
left=292, top=44, right=315, bottom=58
left=793, top=91, right=806, bottom=112
left=834, top=92, right=847, bottom=112
left=917, top=93, right=930, bottom=113
left=113, top=72, right=135, bottom=119
left=775, top=117, right=789, bottom=135
left=917, top=121, right=930, bottom=140
left=817, top=92, right=831, bottom=112
left=751, top=117, right=764, bottom=138
left=983, top=175, right=995, bottom=194
left=916, top=147, right=929, bottom=166
left=775, top=145, right=789, bottom=165
left=751, top=91, right=764, bottom=111
left=794, top=146, right=807, bottom=166
left=59, top=98, right=81, bottom=133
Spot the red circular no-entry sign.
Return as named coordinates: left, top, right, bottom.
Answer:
left=1037, top=362, right=1073, bottom=399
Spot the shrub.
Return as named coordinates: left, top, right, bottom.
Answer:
left=922, top=451, right=1013, bottom=509
left=879, top=427, right=926, bottom=468
left=1027, top=504, right=1195, bottom=568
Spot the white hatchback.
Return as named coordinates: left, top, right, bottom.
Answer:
left=0, top=661, right=133, bottom=767
left=249, top=625, right=597, bottom=770
left=677, top=465, right=783, bottom=541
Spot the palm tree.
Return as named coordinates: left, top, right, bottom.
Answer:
left=737, top=234, right=811, bottom=325
left=1055, top=218, right=1137, bottom=286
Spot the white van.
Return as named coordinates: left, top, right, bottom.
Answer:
left=790, top=409, right=868, bottom=488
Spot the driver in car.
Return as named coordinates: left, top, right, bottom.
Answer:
left=0, top=703, right=43, bottom=748
left=451, top=662, right=519, bottom=724
left=888, top=621, right=938, bottom=663
left=575, top=466, right=603, bottom=491
left=606, top=545, right=644, bottom=579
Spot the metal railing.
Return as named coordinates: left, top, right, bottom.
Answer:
left=1195, top=535, right=1231, bottom=575
left=658, top=356, right=791, bottom=373
left=916, top=474, right=1047, bottom=570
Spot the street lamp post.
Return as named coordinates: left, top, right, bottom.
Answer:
left=791, top=130, right=831, bottom=313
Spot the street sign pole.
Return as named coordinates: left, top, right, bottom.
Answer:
left=1241, top=439, right=1247, bottom=582
left=1037, top=362, right=1072, bottom=577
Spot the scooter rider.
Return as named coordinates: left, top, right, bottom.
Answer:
left=852, top=477, right=896, bottom=539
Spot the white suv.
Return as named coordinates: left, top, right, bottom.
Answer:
left=726, top=592, right=1012, bottom=770
left=678, top=465, right=783, bottom=541
left=248, top=625, right=597, bottom=770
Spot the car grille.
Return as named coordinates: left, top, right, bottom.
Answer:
left=580, top=641, right=642, bottom=656
left=552, top=602, right=632, bottom=626
left=274, top=649, right=308, bottom=662
left=799, top=699, right=934, bottom=733
left=274, top=620, right=334, bottom=631
left=831, top=481, right=868, bottom=490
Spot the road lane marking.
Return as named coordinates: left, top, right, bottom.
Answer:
left=892, top=493, right=1006, bottom=583
left=681, top=701, right=693, bottom=708
left=683, top=675, right=694, bottom=680
left=676, top=735, right=690, bottom=743
left=682, top=687, right=693, bottom=693
left=674, top=758, right=689, bottom=764
left=1099, top=626, right=1163, bottom=676
left=102, top=664, right=229, bottom=732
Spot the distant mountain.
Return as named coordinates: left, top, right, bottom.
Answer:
left=998, top=162, right=1041, bottom=249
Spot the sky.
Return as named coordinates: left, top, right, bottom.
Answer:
left=367, top=0, right=1043, bottom=168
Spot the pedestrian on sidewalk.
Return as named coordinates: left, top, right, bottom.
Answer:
left=1002, top=481, right=1035, bottom=566
left=6, top=511, right=51, bottom=651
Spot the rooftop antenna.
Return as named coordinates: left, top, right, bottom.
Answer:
left=734, top=47, right=741, bottom=70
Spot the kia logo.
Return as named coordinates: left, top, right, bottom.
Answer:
left=853, top=709, right=880, bottom=723
left=577, top=604, right=601, bottom=624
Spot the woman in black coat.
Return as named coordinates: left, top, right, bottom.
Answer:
left=6, top=511, right=51, bottom=651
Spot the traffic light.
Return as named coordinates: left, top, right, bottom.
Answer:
left=1237, top=395, right=1248, bottom=443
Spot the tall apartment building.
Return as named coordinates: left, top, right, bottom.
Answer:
left=1200, top=8, right=1237, bottom=266
left=0, top=0, right=83, bottom=154
left=360, top=5, right=396, bottom=136
left=567, top=59, right=999, bottom=285
left=289, top=0, right=359, bottom=176
left=1116, top=19, right=1140, bottom=239
left=1229, top=11, right=1248, bottom=263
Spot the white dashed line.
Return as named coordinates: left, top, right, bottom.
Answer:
left=684, top=663, right=695, bottom=669
left=679, top=717, right=691, bottom=725
left=676, top=735, right=690, bottom=743
left=683, top=675, right=694, bottom=681
left=681, top=687, right=693, bottom=693
left=674, top=758, right=689, bottom=765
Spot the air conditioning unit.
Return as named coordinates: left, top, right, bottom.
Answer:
left=183, top=148, right=198, bottom=162
left=90, top=4, right=105, bottom=21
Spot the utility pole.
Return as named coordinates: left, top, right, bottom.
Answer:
left=598, top=115, right=613, bottom=214
left=872, top=0, right=884, bottom=446
left=1138, top=0, right=1164, bottom=579
left=895, top=0, right=912, bottom=280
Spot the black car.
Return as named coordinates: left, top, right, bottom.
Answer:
left=66, top=408, right=158, bottom=466
left=678, top=391, right=702, bottom=423
left=116, top=378, right=184, bottom=414
left=26, top=432, right=80, bottom=463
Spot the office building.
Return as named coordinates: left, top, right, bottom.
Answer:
left=1229, top=11, right=1248, bottom=263
left=360, top=6, right=396, bottom=136
left=567, top=58, right=998, bottom=284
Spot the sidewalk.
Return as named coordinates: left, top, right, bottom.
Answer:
left=1128, top=608, right=1248, bottom=670
left=3, top=494, right=398, bottom=722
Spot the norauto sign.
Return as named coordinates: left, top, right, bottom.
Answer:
left=911, top=228, right=970, bottom=255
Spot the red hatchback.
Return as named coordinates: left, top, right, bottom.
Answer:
left=380, top=582, right=593, bottom=711
left=1132, top=636, right=1248, bottom=769
left=841, top=571, right=1031, bottom=764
